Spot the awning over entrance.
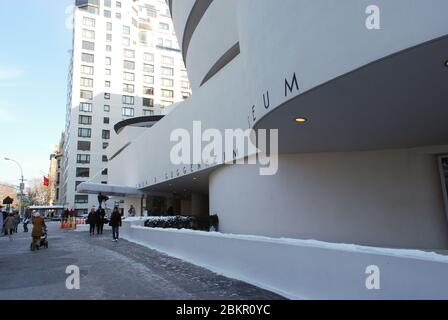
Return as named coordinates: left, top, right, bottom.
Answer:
left=77, top=182, right=141, bottom=197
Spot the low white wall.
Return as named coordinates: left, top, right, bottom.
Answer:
left=210, top=149, right=448, bottom=249
left=121, top=223, right=448, bottom=300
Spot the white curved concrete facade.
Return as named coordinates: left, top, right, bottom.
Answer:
left=107, top=0, right=448, bottom=249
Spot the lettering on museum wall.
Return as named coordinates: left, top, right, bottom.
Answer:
left=136, top=72, right=297, bottom=189
left=247, top=72, right=300, bottom=129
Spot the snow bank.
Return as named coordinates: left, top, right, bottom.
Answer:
left=130, top=225, right=448, bottom=263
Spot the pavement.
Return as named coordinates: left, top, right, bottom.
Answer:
left=0, top=222, right=285, bottom=300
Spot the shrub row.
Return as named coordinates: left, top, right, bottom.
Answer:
left=144, top=214, right=219, bottom=232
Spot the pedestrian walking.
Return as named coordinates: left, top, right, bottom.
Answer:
left=4, top=213, right=15, bottom=241
left=31, top=212, right=46, bottom=251
left=13, top=212, right=20, bottom=233
left=128, top=205, right=136, bottom=217
left=110, top=207, right=122, bottom=242
left=87, top=207, right=97, bottom=235
left=23, top=216, right=29, bottom=233
left=96, top=207, right=105, bottom=235
left=2, top=210, right=8, bottom=235
left=0, top=209, right=4, bottom=236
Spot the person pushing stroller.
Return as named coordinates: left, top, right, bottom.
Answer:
left=31, top=211, right=46, bottom=251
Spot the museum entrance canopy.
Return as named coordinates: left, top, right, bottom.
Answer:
left=77, top=182, right=142, bottom=197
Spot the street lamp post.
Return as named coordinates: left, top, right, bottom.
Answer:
left=4, top=158, right=25, bottom=218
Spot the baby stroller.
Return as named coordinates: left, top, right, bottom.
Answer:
left=39, top=228, right=49, bottom=249
left=30, top=227, right=48, bottom=250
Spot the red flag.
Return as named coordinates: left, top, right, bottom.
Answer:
left=43, top=176, right=49, bottom=186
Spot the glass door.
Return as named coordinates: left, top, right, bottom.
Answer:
left=438, top=155, right=448, bottom=220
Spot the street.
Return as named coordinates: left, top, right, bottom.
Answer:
left=0, top=222, right=284, bottom=300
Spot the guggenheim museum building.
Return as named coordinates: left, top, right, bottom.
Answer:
left=80, top=0, right=448, bottom=299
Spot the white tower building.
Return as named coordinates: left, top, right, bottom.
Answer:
left=62, top=0, right=190, bottom=214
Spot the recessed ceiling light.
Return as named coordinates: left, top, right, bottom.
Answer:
left=295, top=117, right=307, bottom=123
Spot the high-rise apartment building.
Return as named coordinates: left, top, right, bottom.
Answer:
left=62, top=0, right=190, bottom=214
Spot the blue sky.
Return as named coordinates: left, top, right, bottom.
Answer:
left=0, top=0, right=73, bottom=186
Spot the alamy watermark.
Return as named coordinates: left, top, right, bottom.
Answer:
left=365, top=265, right=381, bottom=290
left=65, top=265, right=80, bottom=290
left=170, top=121, right=279, bottom=176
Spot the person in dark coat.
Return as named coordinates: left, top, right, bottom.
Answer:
left=96, top=207, right=105, bottom=235
left=110, top=207, right=122, bottom=242
left=87, top=208, right=98, bottom=235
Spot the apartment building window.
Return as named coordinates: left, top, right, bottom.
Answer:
left=143, top=53, right=154, bottom=62
left=124, top=49, right=135, bottom=59
left=158, top=38, right=172, bottom=48
left=76, top=154, right=90, bottom=164
left=80, top=77, right=93, bottom=87
left=116, top=13, right=121, bottom=19
left=104, top=105, right=110, bottom=112
left=161, top=67, right=174, bottom=76
left=102, top=130, right=110, bottom=140
left=161, top=78, right=174, bottom=87
left=123, top=83, right=134, bottom=93
left=122, top=37, right=130, bottom=46
left=80, top=90, right=93, bottom=100
left=76, top=168, right=90, bottom=178
left=182, top=81, right=191, bottom=90
left=162, top=56, right=174, bottom=66
left=116, top=2, right=121, bottom=8
left=143, top=98, right=154, bottom=107
left=104, top=93, right=110, bottom=99
left=123, top=72, right=135, bottom=81
left=122, top=95, right=134, bottom=105
left=106, top=45, right=112, bottom=52
left=143, top=109, right=154, bottom=116
left=103, top=142, right=109, bottom=149
left=181, top=70, right=188, bottom=79
left=105, top=81, right=111, bottom=87
left=82, top=53, right=94, bottom=63
left=161, top=89, right=174, bottom=98
left=104, top=0, right=111, bottom=7
left=102, top=169, right=108, bottom=176
left=102, top=155, right=108, bottom=162
left=79, top=102, right=92, bottom=112
left=103, top=117, right=110, bottom=124
left=106, top=33, right=112, bottom=42
left=123, top=60, right=135, bottom=70
left=159, top=22, right=169, bottom=31
left=143, top=64, right=154, bottom=73
left=105, top=68, right=111, bottom=75
left=75, top=195, right=89, bottom=204
left=82, top=40, right=95, bottom=51
left=78, top=128, right=91, bottom=138
left=104, top=10, right=111, bottom=18
left=122, top=107, right=134, bottom=117
left=82, top=29, right=95, bottom=40
left=77, top=141, right=91, bottom=151
left=161, top=100, right=172, bottom=108
left=143, top=86, right=154, bottom=95
left=105, top=57, right=111, bottom=65
left=79, top=115, right=92, bottom=125
left=182, top=92, right=191, bottom=100
left=81, top=65, right=94, bottom=75
left=106, top=22, right=112, bottom=31
left=143, top=75, right=154, bottom=84
left=123, top=26, right=130, bottom=35
left=82, top=17, right=95, bottom=27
